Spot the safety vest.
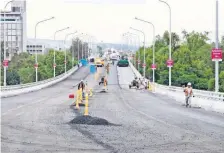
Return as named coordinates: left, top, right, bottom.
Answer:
left=184, top=87, right=193, bottom=96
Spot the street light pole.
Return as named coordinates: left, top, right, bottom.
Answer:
left=64, top=31, right=77, bottom=73
left=82, top=38, right=85, bottom=59
left=130, top=27, right=146, bottom=78
left=126, top=32, right=140, bottom=70
left=123, top=33, right=130, bottom=52
left=159, top=0, right=172, bottom=86
left=3, top=0, right=14, bottom=86
left=81, top=34, right=88, bottom=59
left=71, top=33, right=79, bottom=68
left=85, top=35, right=91, bottom=59
left=82, top=39, right=84, bottom=59
left=215, top=0, right=219, bottom=92
left=73, top=33, right=84, bottom=64
left=75, top=34, right=86, bottom=62
left=88, top=35, right=93, bottom=58
left=53, top=27, right=69, bottom=77
left=129, top=35, right=136, bottom=66
left=35, top=17, right=54, bottom=82
left=135, top=17, right=156, bottom=83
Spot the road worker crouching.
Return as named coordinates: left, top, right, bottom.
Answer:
left=99, top=76, right=107, bottom=86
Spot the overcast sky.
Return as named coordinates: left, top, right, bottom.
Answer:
left=1, top=0, right=224, bottom=45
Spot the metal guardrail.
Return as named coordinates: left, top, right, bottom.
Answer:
left=155, top=83, right=224, bottom=101
left=128, top=60, right=224, bottom=101
left=1, top=66, right=77, bottom=91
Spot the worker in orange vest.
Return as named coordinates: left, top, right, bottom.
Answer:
left=183, top=82, right=194, bottom=107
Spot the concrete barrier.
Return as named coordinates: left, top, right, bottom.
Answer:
left=1, top=66, right=80, bottom=98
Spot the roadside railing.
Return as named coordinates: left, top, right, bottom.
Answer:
left=1, top=67, right=76, bottom=91
left=129, top=61, right=224, bottom=102
left=1, top=64, right=81, bottom=98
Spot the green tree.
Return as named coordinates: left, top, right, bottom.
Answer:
left=2, top=49, right=75, bottom=85
left=208, top=78, right=215, bottom=91
left=135, top=30, right=224, bottom=92
left=219, top=71, right=224, bottom=92
left=18, top=67, right=34, bottom=83
left=6, top=70, right=20, bottom=85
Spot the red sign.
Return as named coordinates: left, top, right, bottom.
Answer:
left=211, top=48, right=223, bottom=61
left=142, top=63, right=146, bottom=67
left=34, top=63, right=38, bottom=68
left=166, top=59, right=174, bottom=67
left=151, top=64, right=156, bottom=69
left=3, top=60, right=8, bottom=67
left=53, top=64, right=56, bottom=68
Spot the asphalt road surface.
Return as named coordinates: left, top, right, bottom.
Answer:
left=1, top=64, right=224, bottom=153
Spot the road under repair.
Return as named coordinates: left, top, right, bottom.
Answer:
left=1, top=64, right=224, bottom=153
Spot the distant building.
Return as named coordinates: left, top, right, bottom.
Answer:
left=26, top=40, right=50, bottom=55
left=26, top=38, right=72, bottom=54
left=0, top=0, right=27, bottom=60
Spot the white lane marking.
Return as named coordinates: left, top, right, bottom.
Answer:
left=15, top=112, right=24, bottom=116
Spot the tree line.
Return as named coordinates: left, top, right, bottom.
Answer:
left=134, top=30, right=224, bottom=92
left=1, top=38, right=89, bottom=86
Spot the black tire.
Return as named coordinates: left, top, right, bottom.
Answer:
left=129, top=85, right=131, bottom=89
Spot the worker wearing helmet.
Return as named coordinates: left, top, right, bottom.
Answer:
left=78, top=80, right=85, bottom=89
left=183, top=82, right=194, bottom=107
left=78, top=80, right=85, bottom=98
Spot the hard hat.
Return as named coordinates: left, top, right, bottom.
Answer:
left=187, top=82, right=191, bottom=86
left=81, top=80, right=84, bottom=82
